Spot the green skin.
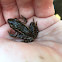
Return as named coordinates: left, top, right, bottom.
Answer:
left=8, top=16, right=39, bottom=43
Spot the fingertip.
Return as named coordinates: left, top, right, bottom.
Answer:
left=0, top=0, right=19, bottom=22
left=34, top=0, right=55, bottom=17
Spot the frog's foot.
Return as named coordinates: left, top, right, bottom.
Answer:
left=8, top=32, right=18, bottom=37
left=23, top=39, right=33, bottom=43
left=19, top=15, right=27, bottom=24
left=29, top=19, right=39, bottom=39
left=33, top=18, right=37, bottom=26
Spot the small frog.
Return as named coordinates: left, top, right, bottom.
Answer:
left=8, top=16, right=39, bottom=43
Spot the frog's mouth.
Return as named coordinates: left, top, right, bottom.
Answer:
left=8, top=21, right=13, bottom=24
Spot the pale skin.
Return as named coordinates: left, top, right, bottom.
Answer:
left=0, top=0, right=62, bottom=62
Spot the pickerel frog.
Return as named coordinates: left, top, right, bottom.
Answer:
left=8, top=16, right=39, bottom=43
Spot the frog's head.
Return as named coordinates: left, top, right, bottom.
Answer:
left=8, top=18, right=18, bottom=29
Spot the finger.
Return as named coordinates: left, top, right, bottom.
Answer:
left=0, top=24, right=10, bottom=38
left=35, top=15, right=59, bottom=31
left=0, top=0, right=19, bottom=22
left=34, top=0, right=55, bottom=17
left=0, top=3, right=5, bottom=26
left=27, top=15, right=59, bottom=31
left=16, top=0, right=34, bottom=18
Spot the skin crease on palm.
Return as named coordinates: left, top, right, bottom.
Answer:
left=0, top=0, right=62, bottom=62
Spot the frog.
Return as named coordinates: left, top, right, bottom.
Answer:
left=8, top=15, right=39, bottom=43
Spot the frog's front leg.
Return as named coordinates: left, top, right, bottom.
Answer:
left=8, top=32, right=18, bottom=37
left=20, top=15, right=27, bottom=24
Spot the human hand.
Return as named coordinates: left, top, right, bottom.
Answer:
left=0, top=0, right=62, bottom=62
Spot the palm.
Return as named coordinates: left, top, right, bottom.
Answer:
left=0, top=15, right=58, bottom=41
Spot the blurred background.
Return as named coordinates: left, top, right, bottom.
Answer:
left=54, top=0, right=62, bottom=20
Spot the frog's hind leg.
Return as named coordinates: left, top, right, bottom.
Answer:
left=29, top=18, right=39, bottom=39
left=16, top=33, right=34, bottom=43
